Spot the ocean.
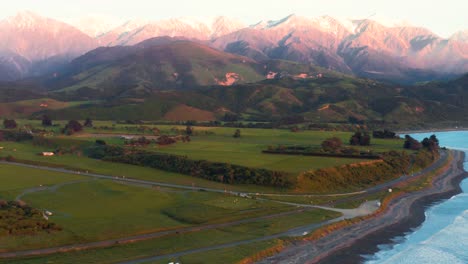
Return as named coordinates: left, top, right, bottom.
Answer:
left=364, top=131, right=468, bottom=264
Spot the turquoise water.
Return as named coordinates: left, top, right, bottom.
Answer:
left=365, top=131, right=468, bottom=264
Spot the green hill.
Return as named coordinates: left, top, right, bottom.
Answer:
left=24, top=74, right=466, bottom=130
left=43, top=40, right=265, bottom=95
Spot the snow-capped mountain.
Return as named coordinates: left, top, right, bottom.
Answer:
left=68, top=14, right=126, bottom=37
left=0, top=12, right=466, bottom=83
left=213, top=14, right=468, bottom=81
left=0, top=11, right=97, bottom=61
left=0, top=11, right=98, bottom=81
left=97, top=16, right=245, bottom=46
left=451, top=30, right=468, bottom=42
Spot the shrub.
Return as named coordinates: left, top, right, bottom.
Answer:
left=42, top=115, right=53, bottom=126
left=3, top=119, right=17, bottom=129
left=156, top=135, right=177, bottom=145
left=84, top=118, right=93, bottom=127
left=0, top=130, right=33, bottom=141
left=350, top=132, right=371, bottom=146
left=0, top=201, right=62, bottom=237
left=186, top=126, right=194, bottom=136
left=62, top=120, right=83, bottom=135
left=233, top=129, right=241, bottom=138
left=321, top=137, right=342, bottom=152
left=373, top=130, right=397, bottom=139
left=403, top=135, right=422, bottom=150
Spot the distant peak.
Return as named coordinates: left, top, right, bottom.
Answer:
left=15, top=10, right=41, bottom=18
left=266, top=14, right=296, bottom=28
left=451, top=29, right=468, bottom=42
left=6, top=10, right=45, bottom=28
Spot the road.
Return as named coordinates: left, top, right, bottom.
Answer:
left=15, top=179, right=94, bottom=201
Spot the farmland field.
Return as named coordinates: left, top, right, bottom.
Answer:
left=1, top=121, right=406, bottom=193
left=0, top=165, right=339, bottom=264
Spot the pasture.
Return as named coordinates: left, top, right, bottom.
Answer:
left=0, top=165, right=339, bottom=264
left=0, top=165, right=297, bottom=251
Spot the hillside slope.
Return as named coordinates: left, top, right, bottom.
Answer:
left=29, top=74, right=467, bottom=129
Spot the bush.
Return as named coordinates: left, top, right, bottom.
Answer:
left=0, top=201, right=62, bottom=237
left=42, top=115, right=53, bottom=126
left=403, top=135, right=422, bottom=150
left=373, top=130, right=397, bottom=139
left=95, top=139, right=106, bottom=145
left=156, top=135, right=177, bottom=145
left=0, top=130, right=33, bottom=142
left=84, top=118, right=93, bottom=127
left=321, top=137, right=342, bottom=152
left=350, top=132, right=370, bottom=146
left=186, top=126, right=194, bottom=136
left=62, top=120, right=83, bottom=135
left=233, top=129, right=241, bottom=138
left=3, top=119, right=17, bottom=129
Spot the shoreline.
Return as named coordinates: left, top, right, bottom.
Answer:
left=257, top=150, right=467, bottom=264
left=397, top=127, right=468, bottom=135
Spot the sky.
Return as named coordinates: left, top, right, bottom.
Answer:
left=0, top=0, right=466, bottom=37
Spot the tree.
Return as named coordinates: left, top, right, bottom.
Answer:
left=422, top=134, right=439, bottom=152
left=360, top=133, right=371, bottom=146
left=84, top=118, right=93, bottom=127
left=350, top=132, right=371, bottom=146
left=373, top=130, right=396, bottom=139
left=233, top=129, right=241, bottom=138
left=42, top=115, right=52, bottom=126
left=403, top=135, right=422, bottom=150
left=3, top=119, right=17, bottom=129
left=186, top=126, right=193, bottom=136
left=63, top=120, right=83, bottom=135
left=223, top=113, right=239, bottom=122
left=321, top=137, right=342, bottom=152
left=350, top=132, right=361, bottom=145
left=95, top=139, right=106, bottom=145
left=156, top=135, right=177, bottom=145
left=290, top=126, right=300, bottom=132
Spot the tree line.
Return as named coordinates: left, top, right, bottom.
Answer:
left=86, top=144, right=292, bottom=188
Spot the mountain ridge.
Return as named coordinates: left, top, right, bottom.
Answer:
left=0, top=12, right=466, bottom=83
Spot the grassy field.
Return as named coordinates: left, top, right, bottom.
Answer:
left=1, top=121, right=405, bottom=194
left=0, top=164, right=85, bottom=200
left=0, top=141, right=283, bottom=193
left=79, top=123, right=406, bottom=173
left=1, top=208, right=338, bottom=264
left=0, top=166, right=297, bottom=251
left=0, top=165, right=340, bottom=263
